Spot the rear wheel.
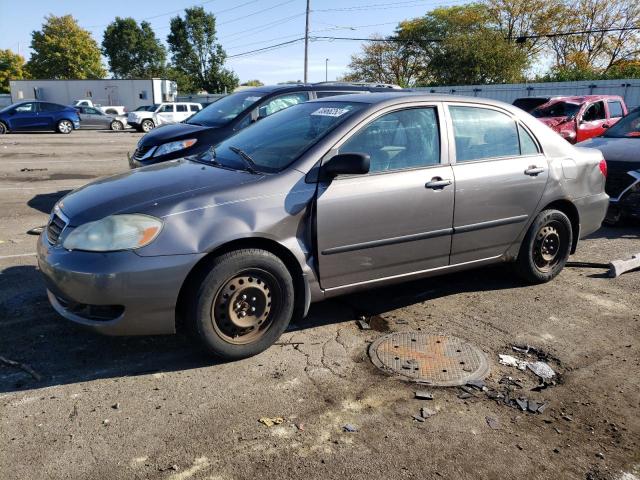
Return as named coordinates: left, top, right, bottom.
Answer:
left=515, top=209, right=572, bottom=284
left=110, top=120, right=124, bottom=131
left=190, top=249, right=295, bottom=360
left=0, top=122, right=6, bottom=134
left=57, top=119, right=73, bottom=134
left=141, top=119, right=154, bottom=132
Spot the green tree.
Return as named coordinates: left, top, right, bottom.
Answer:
left=102, top=18, right=166, bottom=78
left=0, top=49, right=27, bottom=93
left=241, top=79, right=264, bottom=87
left=167, top=6, right=238, bottom=93
left=26, top=15, right=105, bottom=79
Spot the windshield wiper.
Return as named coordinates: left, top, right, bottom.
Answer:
left=229, top=146, right=260, bottom=174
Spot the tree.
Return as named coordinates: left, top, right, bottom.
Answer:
left=241, top=79, right=264, bottom=87
left=26, top=15, right=105, bottom=79
left=0, top=49, right=26, bottom=93
left=342, top=36, right=428, bottom=87
left=102, top=18, right=166, bottom=78
left=167, top=6, right=238, bottom=93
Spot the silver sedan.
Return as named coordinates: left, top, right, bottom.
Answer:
left=76, top=106, right=128, bottom=130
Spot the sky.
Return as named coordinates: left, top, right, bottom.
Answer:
left=0, top=0, right=463, bottom=85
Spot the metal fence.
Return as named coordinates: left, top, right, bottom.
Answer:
left=414, top=79, right=640, bottom=109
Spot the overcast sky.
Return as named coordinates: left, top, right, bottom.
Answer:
left=0, top=0, right=463, bottom=84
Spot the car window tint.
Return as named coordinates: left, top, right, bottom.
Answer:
left=189, top=104, right=199, bottom=112
left=15, top=103, right=35, bottom=113
left=259, top=92, right=309, bottom=117
left=340, top=108, right=440, bottom=173
left=450, top=106, right=520, bottom=162
left=608, top=101, right=623, bottom=118
left=518, top=124, right=539, bottom=155
left=176, top=104, right=187, bottom=112
left=583, top=102, right=606, bottom=121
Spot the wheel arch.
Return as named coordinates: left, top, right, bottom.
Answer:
left=539, top=198, right=580, bottom=253
left=175, top=237, right=307, bottom=332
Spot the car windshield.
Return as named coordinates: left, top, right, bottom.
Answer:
left=531, top=101, right=581, bottom=119
left=186, top=91, right=265, bottom=127
left=195, top=101, right=365, bottom=173
left=604, top=109, right=640, bottom=138
left=0, top=104, right=16, bottom=113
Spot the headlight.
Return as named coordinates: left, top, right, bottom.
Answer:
left=154, top=139, right=197, bottom=157
left=62, top=214, right=163, bottom=252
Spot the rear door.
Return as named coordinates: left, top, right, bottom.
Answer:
left=577, top=101, right=607, bottom=142
left=175, top=104, right=190, bottom=122
left=447, top=104, right=548, bottom=264
left=606, top=100, right=625, bottom=128
left=316, top=104, right=455, bottom=289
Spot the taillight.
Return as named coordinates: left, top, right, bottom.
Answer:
left=599, top=159, right=607, bottom=178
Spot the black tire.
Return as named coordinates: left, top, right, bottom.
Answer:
left=0, top=122, right=7, bottom=134
left=141, top=119, right=155, bottom=132
left=515, top=209, right=572, bottom=284
left=57, top=119, right=73, bottom=134
left=190, top=249, right=295, bottom=360
left=110, top=120, right=124, bottom=131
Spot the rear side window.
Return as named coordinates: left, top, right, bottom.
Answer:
left=40, top=103, right=63, bottom=112
left=189, top=104, right=200, bottom=112
left=518, top=124, right=539, bottom=155
left=450, top=106, right=520, bottom=162
left=176, top=105, right=187, bottom=112
left=608, top=101, right=623, bottom=118
left=340, top=108, right=440, bottom=173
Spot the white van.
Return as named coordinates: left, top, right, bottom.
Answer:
left=127, top=102, right=202, bottom=132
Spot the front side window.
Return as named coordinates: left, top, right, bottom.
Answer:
left=259, top=92, right=309, bottom=118
left=340, top=108, right=440, bottom=173
left=85, top=107, right=100, bottom=115
left=158, top=104, right=174, bottom=113
left=608, top=101, right=623, bottom=118
left=15, top=103, right=35, bottom=113
left=450, top=106, right=520, bottom=162
left=582, top=102, right=606, bottom=122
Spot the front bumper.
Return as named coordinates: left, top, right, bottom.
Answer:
left=608, top=171, right=640, bottom=220
left=37, top=232, right=205, bottom=336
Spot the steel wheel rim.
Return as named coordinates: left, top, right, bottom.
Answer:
left=142, top=121, right=153, bottom=132
left=60, top=121, right=72, bottom=133
left=211, top=269, right=281, bottom=345
left=533, top=221, right=564, bottom=272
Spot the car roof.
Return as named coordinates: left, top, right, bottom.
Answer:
left=237, top=83, right=403, bottom=94
left=307, top=91, right=520, bottom=108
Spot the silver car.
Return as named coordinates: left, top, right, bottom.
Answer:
left=76, top=106, right=127, bottom=130
left=38, top=93, right=608, bottom=360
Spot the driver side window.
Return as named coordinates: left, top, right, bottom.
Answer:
left=583, top=102, right=605, bottom=122
left=339, top=108, right=440, bottom=173
left=15, top=103, right=35, bottom=113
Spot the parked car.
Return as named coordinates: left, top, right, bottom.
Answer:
left=127, top=102, right=202, bottom=133
left=527, top=95, right=627, bottom=144
left=76, top=106, right=128, bottom=130
left=128, top=83, right=404, bottom=168
left=73, top=99, right=126, bottom=116
left=578, top=107, right=640, bottom=224
left=0, top=101, right=80, bottom=134
left=38, top=93, right=608, bottom=360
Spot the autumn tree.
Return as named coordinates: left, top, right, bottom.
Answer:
left=167, top=6, right=238, bottom=93
left=102, top=18, right=166, bottom=78
left=0, top=49, right=26, bottom=93
left=27, top=15, right=105, bottom=79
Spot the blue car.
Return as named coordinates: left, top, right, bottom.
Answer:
left=0, top=101, right=80, bottom=134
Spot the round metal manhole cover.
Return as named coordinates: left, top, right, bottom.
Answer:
left=368, top=333, right=490, bottom=386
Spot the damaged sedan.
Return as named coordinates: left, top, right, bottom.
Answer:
left=38, top=93, right=609, bottom=360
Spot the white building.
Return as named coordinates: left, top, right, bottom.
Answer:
left=9, top=78, right=177, bottom=110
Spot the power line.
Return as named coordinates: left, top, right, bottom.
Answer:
left=227, top=38, right=305, bottom=58
left=219, top=12, right=307, bottom=41
left=516, top=26, right=640, bottom=42
left=218, top=0, right=298, bottom=26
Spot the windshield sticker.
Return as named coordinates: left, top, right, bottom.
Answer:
left=311, top=107, right=350, bottom=117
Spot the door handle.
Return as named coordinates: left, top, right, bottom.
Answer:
left=425, top=177, right=452, bottom=189
left=524, top=166, right=544, bottom=176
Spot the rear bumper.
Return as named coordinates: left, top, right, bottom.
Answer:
left=37, top=233, right=204, bottom=335
left=574, top=192, right=609, bottom=238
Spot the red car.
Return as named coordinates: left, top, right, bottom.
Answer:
left=514, top=95, right=628, bottom=144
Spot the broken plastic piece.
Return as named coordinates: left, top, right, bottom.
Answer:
left=499, top=354, right=528, bottom=370
left=609, top=253, right=640, bottom=278
left=527, top=361, right=555, bottom=380
left=415, top=390, right=433, bottom=400
left=342, top=424, right=358, bottom=432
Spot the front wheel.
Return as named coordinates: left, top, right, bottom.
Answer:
left=110, top=120, right=124, bottom=131
left=57, top=119, right=73, bottom=134
left=190, top=249, right=295, bottom=360
left=0, top=122, right=7, bottom=134
left=514, top=209, right=572, bottom=284
left=141, top=119, right=154, bottom=132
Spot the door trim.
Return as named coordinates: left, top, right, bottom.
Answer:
left=455, top=214, right=528, bottom=234
left=321, top=227, right=453, bottom=255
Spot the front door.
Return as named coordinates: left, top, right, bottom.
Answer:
left=576, top=101, right=607, bottom=142
left=155, top=104, right=175, bottom=125
left=10, top=102, right=38, bottom=130
left=316, top=105, right=454, bottom=290
left=447, top=104, right=549, bottom=264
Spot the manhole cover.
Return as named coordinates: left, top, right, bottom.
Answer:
left=368, top=332, right=489, bottom=386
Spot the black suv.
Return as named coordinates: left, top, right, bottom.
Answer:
left=128, top=83, right=402, bottom=168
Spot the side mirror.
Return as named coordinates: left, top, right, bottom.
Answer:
left=322, top=153, right=370, bottom=179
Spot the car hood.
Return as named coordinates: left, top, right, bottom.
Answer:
left=138, top=122, right=215, bottom=147
left=537, top=116, right=572, bottom=128
left=57, top=160, right=265, bottom=225
left=578, top=137, right=640, bottom=168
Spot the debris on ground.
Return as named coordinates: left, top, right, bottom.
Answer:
left=412, top=414, right=425, bottom=422
left=458, top=391, right=473, bottom=399
left=356, top=318, right=371, bottom=330
left=466, top=379, right=486, bottom=391
left=20, top=167, right=48, bottom=172
left=259, top=417, right=284, bottom=427
left=499, top=354, right=528, bottom=370
left=485, top=416, right=500, bottom=429
left=295, top=423, right=305, bottom=431
left=26, top=226, right=45, bottom=235
left=111, top=403, right=120, bottom=410
left=609, top=252, right=640, bottom=277
left=415, top=390, right=433, bottom=400
left=420, top=407, right=436, bottom=418
left=342, top=424, right=358, bottom=433
left=527, top=361, right=555, bottom=381
left=0, top=355, right=43, bottom=381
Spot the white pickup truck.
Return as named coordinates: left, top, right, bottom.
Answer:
left=73, top=99, right=126, bottom=116
left=126, top=102, right=202, bottom=132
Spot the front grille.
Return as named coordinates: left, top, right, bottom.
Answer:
left=606, top=171, right=635, bottom=199
left=47, top=213, right=67, bottom=245
left=133, top=145, right=153, bottom=160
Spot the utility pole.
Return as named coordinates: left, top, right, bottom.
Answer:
left=304, top=0, right=310, bottom=83
left=325, top=58, right=329, bottom=82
